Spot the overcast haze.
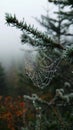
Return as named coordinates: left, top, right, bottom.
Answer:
left=0, top=0, right=47, bottom=68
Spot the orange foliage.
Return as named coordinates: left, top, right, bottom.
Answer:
left=0, top=96, right=27, bottom=130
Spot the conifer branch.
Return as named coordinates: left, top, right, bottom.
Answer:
left=5, top=13, right=65, bottom=50
left=5, top=13, right=73, bottom=62
left=48, top=0, right=73, bottom=6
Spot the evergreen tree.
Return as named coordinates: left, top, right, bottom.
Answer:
left=0, top=63, right=7, bottom=95
left=5, top=1, right=73, bottom=128
left=34, top=0, right=73, bottom=87
left=36, top=0, right=73, bottom=46
left=6, top=61, right=19, bottom=96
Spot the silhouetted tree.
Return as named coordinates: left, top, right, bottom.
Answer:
left=0, top=63, right=7, bottom=95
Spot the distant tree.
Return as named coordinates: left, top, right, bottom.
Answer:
left=6, top=61, right=19, bottom=96
left=36, top=0, right=73, bottom=46
left=0, top=63, right=7, bottom=95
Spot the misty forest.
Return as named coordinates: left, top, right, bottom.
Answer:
left=0, top=0, right=73, bottom=130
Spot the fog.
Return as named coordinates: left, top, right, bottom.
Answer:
left=0, top=0, right=47, bottom=69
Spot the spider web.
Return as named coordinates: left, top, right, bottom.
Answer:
left=24, top=51, right=62, bottom=89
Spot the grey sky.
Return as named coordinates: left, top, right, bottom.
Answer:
left=0, top=0, right=47, bottom=67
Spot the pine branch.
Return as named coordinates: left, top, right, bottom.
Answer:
left=5, top=13, right=65, bottom=50
left=48, top=0, right=73, bottom=6
left=21, top=32, right=55, bottom=48
left=24, top=90, right=73, bottom=107
left=64, top=46, right=73, bottom=63
left=64, top=33, right=73, bottom=36
left=5, top=13, right=73, bottom=61
left=21, top=33, right=44, bottom=47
